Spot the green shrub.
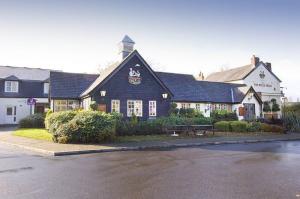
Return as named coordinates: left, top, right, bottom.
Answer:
left=230, top=121, right=248, bottom=132
left=89, top=101, right=98, bottom=111
left=247, top=122, right=262, bottom=132
left=44, top=109, right=53, bottom=129
left=53, top=111, right=116, bottom=143
left=47, top=111, right=77, bottom=134
left=283, top=111, right=300, bottom=132
left=211, top=110, right=238, bottom=123
left=168, top=103, right=179, bottom=115
left=19, top=114, right=45, bottom=128
left=261, top=123, right=284, bottom=133
left=214, top=121, right=231, bottom=132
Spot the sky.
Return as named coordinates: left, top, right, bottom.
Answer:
left=0, top=0, right=299, bottom=100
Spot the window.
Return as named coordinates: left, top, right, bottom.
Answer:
left=195, top=103, right=201, bottom=111
left=149, top=101, right=156, bottom=116
left=6, top=107, right=13, bottom=115
left=127, top=100, right=143, bottom=117
left=5, top=81, right=18, bottom=92
left=82, top=98, right=91, bottom=110
left=54, top=100, right=79, bottom=112
left=111, top=100, right=120, bottom=113
left=181, top=103, right=190, bottom=109
left=43, top=83, right=49, bottom=94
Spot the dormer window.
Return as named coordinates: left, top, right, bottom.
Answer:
left=5, top=81, right=19, bottom=93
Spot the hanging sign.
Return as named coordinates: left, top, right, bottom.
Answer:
left=128, top=67, right=141, bottom=85
left=27, top=98, right=37, bottom=105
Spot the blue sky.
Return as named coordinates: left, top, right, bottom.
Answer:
left=0, top=0, right=299, bottom=100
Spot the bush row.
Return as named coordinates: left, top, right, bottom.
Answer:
left=19, top=113, right=45, bottom=128
left=210, top=110, right=238, bottom=123
left=214, top=121, right=284, bottom=133
left=116, top=115, right=212, bottom=136
left=45, top=110, right=117, bottom=143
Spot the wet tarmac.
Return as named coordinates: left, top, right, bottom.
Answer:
left=0, top=141, right=299, bottom=199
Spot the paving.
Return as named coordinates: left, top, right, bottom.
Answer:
left=0, top=127, right=300, bottom=156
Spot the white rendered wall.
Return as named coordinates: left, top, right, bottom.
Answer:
left=232, top=92, right=261, bottom=120
left=175, top=102, right=211, bottom=117
left=0, top=98, right=48, bottom=124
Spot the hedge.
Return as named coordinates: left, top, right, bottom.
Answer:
left=19, top=113, right=45, bottom=128
left=214, top=120, right=284, bottom=133
left=116, top=115, right=213, bottom=136
left=214, top=121, right=231, bottom=132
left=230, top=121, right=248, bottom=132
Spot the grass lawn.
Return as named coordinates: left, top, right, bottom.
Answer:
left=13, top=128, right=53, bottom=141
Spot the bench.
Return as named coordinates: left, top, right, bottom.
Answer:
left=165, top=125, right=215, bottom=136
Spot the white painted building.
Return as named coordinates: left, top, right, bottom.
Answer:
left=205, top=55, right=282, bottom=119
left=0, top=66, right=51, bottom=125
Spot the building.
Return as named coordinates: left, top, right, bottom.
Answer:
left=0, top=66, right=51, bottom=125
left=49, top=36, right=262, bottom=120
left=205, top=55, right=283, bottom=118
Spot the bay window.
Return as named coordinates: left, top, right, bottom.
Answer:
left=127, top=100, right=143, bottom=117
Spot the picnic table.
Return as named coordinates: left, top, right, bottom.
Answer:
left=165, top=124, right=215, bottom=136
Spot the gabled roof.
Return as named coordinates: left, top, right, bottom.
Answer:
left=205, top=64, right=254, bottom=82
left=0, top=65, right=52, bottom=81
left=50, top=71, right=99, bottom=99
left=156, top=72, right=251, bottom=103
left=4, top=75, right=19, bottom=81
left=205, top=62, right=281, bottom=82
left=80, top=50, right=173, bottom=97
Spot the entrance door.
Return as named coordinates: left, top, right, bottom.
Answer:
left=5, top=106, right=17, bottom=124
left=244, top=103, right=255, bottom=121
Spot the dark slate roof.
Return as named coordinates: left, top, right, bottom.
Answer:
left=0, top=79, right=48, bottom=98
left=50, top=71, right=99, bottom=99
left=156, top=72, right=249, bottom=103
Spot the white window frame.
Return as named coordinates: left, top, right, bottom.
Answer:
left=127, top=100, right=143, bottom=117
left=181, top=103, right=191, bottom=109
left=43, top=83, right=49, bottom=94
left=195, top=103, right=201, bottom=111
left=54, top=100, right=79, bottom=112
left=5, top=81, right=19, bottom=93
left=149, top=100, right=157, bottom=117
left=111, top=100, right=120, bottom=113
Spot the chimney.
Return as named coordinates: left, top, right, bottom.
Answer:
left=251, top=55, right=260, bottom=67
left=265, top=62, right=272, bottom=71
left=118, top=35, right=135, bottom=60
left=196, top=71, right=205, bottom=80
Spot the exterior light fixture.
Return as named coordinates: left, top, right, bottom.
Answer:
left=162, top=93, right=168, bottom=99
left=100, top=90, right=106, bottom=97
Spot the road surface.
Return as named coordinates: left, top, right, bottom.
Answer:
left=0, top=141, right=299, bottom=199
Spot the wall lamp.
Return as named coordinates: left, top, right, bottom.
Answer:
left=100, top=90, right=106, bottom=97
left=162, top=93, right=168, bottom=99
